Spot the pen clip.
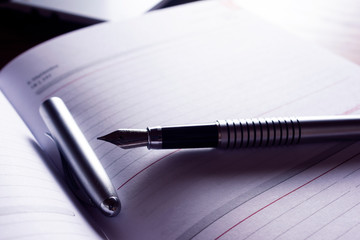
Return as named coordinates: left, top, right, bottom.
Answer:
left=45, top=132, right=94, bottom=206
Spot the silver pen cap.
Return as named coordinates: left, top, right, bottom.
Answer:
left=40, top=97, right=120, bottom=217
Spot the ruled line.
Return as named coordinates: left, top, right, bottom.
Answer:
left=273, top=191, right=350, bottom=240
left=215, top=151, right=360, bottom=240
left=304, top=201, right=360, bottom=239
left=335, top=222, right=360, bottom=240
left=255, top=76, right=349, bottom=118
left=177, top=143, right=349, bottom=240
left=117, top=149, right=181, bottom=190
left=0, top=205, right=75, bottom=217
left=242, top=181, right=338, bottom=240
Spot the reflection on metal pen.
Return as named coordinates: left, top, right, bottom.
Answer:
left=98, top=116, right=360, bottom=150
left=40, top=97, right=120, bottom=217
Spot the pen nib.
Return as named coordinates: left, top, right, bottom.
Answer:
left=98, top=129, right=148, bottom=149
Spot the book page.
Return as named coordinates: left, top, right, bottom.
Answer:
left=0, top=92, right=102, bottom=239
left=2, top=0, right=360, bottom=239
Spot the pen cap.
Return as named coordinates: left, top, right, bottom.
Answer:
left=39, top=97, right=120, bottom=217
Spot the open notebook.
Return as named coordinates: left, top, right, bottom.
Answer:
left=2, top=0, right=360, bottom=239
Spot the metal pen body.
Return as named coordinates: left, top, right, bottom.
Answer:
left=144, top=115, right=360, bottom=149
left=40, top=97, right=120, bottom=216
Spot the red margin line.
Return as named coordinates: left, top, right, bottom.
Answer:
left=117, top=149, right=181, bottom=190
left=342, top=104, right=360, bottom=115
left=215, top=152, right=360, bottom=239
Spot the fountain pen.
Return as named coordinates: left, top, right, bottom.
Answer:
left=98, top=115, right=360, bottom=150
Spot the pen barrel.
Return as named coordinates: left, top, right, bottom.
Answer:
left=298, top=116, right=360, bottom=143
left=217, top=116, right=360, bottom=149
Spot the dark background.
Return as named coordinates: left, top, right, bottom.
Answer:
left=0, top=0, right=198, bottom=69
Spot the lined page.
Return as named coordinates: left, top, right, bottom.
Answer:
left=2, top=1, right=360, bottom=239
left=0, top=93, right=102, bottom=239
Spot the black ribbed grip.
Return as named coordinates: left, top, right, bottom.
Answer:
left=217, top=118, right=301, bottom=149
left=162, top=124, right=218, bottom=149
